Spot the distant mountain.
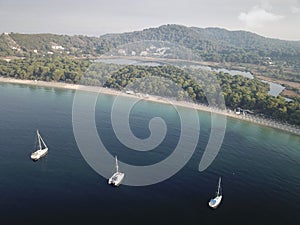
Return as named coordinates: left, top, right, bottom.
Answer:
left=101, top=24, right=300, bottom=64
left=1, top=24, right=300, bottom=65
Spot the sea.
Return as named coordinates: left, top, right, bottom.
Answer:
left=0, top=82, right=299, bottom=225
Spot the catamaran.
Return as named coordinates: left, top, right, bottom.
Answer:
left=108, top=156, right=125, bottom=186
left=208, top=177, right=222, bottom=209
left=31, top=130, right=48, bottom=161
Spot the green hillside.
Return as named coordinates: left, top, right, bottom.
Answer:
left=1, top=24, right=299, bottom=64
left=0, top=24, right=299, bottom=84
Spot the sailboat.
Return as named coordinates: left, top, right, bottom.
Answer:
left=30, top=130, right=48, bottom=161
left=208, top=177, right=222, bottom=209
left=108, top=156, right=125, bottom=186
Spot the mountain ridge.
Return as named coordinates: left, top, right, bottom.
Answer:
left=1, top=24, right=299, bottom=66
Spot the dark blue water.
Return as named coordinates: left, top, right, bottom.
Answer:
left=0, top=83, right=300, bottom=225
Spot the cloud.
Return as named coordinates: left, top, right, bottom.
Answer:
left=238, top=6, right=284, bottom=28
left=291, top=6, right=300, bottom=14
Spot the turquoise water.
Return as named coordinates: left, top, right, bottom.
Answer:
left=0, top=83, right=299, bottom=225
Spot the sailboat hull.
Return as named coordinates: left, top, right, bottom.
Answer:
left=108, top=172, right=125, bottom=186
left=31, top=148, right=48, bottom=161
left=209, top=195, right=222, bottom=209
left=108, top=156, right=125, bottom=186
left=31, top=130, right=48, bottom=161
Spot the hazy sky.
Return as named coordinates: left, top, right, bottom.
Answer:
left=0, top=0, right=299, bottom=40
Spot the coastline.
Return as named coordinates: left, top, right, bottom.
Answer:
left=0, top=76, right=299, bottom=136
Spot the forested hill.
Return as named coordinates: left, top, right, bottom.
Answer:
left=0, top=32, right=100, bottom=57
left=101, top=24, right=300, bottom=64
left=1, top=24, right=300, bottom=65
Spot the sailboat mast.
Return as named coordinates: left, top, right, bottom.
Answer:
left=40, top=135, right=47, bottom=148
left=115, top=156, right=119, bottom=172
left=37, top=130, right=42, bottom=150
left=217, top=177, right=221, bottom=196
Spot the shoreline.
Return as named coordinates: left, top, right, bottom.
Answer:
left=0, top=76, right=299, bottom=136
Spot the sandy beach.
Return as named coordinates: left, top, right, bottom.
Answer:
left=1, top=76, right=299, bottom=136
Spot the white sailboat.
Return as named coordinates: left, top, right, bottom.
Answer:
left=208, top=177, right=222, bottom=209
left=108, top=156, right=125, bottom=186
left=31, top=130, right=48, bottom=161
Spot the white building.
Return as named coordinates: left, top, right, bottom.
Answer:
left=126, top=90, right=135, bottom=95
left=118, top=49, right=126, bottom=55
left=51, top=45, right=65, bottom=50
left=140, top=51, right=148, bottom=56
left=150, top=45, right=156, bottom=50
